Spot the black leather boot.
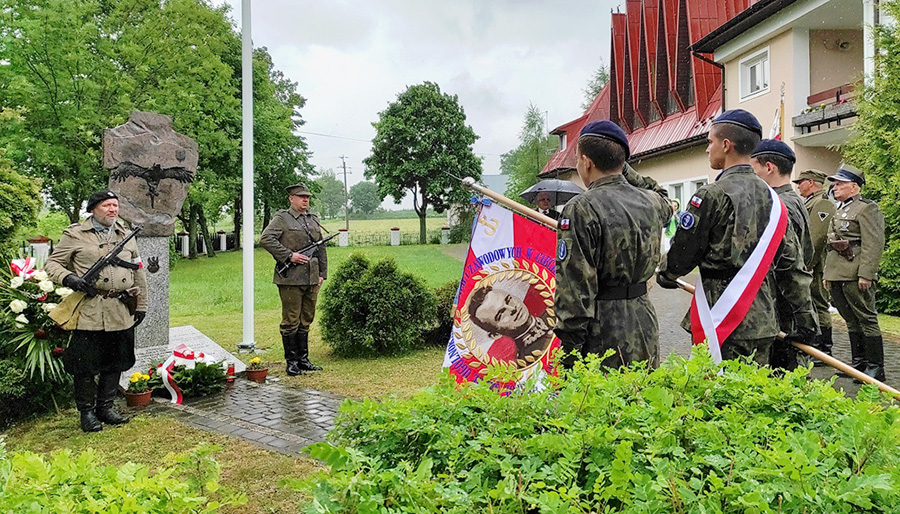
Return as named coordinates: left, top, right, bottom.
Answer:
left=283, top=332, right=303, bottom=376
left=297, top=331, right=322, bottom=371
left=849, top=332, right=867, bottom=373
left=813, top=327, right=834, bottom=366
left=863, top=335, right=886, bottom=382
left=95, top=372, right=129, bottom=425
left=73, top=374, right=102, bottom=432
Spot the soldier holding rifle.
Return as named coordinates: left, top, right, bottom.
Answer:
left=260, top=183, right=327, bottom=376
left=45, top=190, right=147, bottom=432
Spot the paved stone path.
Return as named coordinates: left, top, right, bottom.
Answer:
left=147, top=379, right=343, bottom=456
left=146, top=273, right=900, bottom=456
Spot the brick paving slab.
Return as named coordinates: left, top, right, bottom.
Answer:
left=141, top=280, right=897, bottom=456
left=146, top=379, right=343, bottom=456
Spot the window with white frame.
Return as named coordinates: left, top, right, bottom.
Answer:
left=558, top=133, right=567, bottom=152
left=739, top=48, right=770, bottom=100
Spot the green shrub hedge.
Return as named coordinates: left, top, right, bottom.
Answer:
left=0, top=442, right=245, bottom=513
left=293, top=348, right=900, bottom=513
left=320, top=253, right=437, bottom=357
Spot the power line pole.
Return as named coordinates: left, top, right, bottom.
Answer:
left=339, top=156, right=351, bottom=231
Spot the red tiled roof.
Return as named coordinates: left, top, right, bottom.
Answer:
left=542, top=0, right=753, bottom=175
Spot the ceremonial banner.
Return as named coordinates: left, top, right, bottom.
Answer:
left=443, top=201, right=560, bottom=390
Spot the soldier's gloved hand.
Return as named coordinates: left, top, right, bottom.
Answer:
left=786, top=326, right=816, bottom=346
left=655, top=271, right=680, bottom=290
left=133, top=311, right=146, bottom=327
left=63, top=273, right=89, bottom=292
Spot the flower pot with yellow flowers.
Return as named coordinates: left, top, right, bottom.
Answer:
left=124, top=372, right=154, bottom=407
left=245, top=357, right=268, bottom=383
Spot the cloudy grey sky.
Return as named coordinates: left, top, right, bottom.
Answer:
left=220, top=0, right=615, bottom=208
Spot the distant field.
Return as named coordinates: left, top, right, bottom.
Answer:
left=319, top=217, right=449, bottom=234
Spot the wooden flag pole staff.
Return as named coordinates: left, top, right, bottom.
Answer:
left=460, top=176, right=899, bottom=397
left=462, top=177, right=559, bottom=229
left=675, top=277, right=900, bottom=397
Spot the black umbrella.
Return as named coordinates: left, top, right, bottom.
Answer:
left=519, top=179, right=585, bottom=206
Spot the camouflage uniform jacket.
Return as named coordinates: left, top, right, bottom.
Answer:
left=554, top=167, right=671, bottom=355
left=824, top=194, right=885, bottom=282
left=774, top=184, right=813, bottom=271
left=45, top=218, right=148, bottom=331
left=259, top=207, right=328, bottom=286
left=803, top=189, right=835, bottom=271
left=661, top=165, right=815, bottom=340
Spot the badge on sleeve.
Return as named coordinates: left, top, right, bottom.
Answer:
left=559, top=218, right=570, bottom=230
left=557, top=239, right=568, bottom=260
left=690, top=195, right=702, bottom=208
left=680, top=212, right=695, bottom=230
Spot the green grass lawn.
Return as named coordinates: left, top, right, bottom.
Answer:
left=170, top=244, right=465, bottom=399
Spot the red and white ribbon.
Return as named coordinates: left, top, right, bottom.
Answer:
left=157, top=355, right=183, bottom=404
left=10, top=258, right=37, bottom=279
left=690, top=187, right=787, bottom=362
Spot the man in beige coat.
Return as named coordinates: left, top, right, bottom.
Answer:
left=46, top=190, right=147, bottom=432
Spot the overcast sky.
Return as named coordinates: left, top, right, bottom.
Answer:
left=219, top=0, right=615, bottom=208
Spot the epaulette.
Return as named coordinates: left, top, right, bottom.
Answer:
left=860, top=197, right=876, bottom=204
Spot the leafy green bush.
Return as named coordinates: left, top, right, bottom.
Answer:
left=0, top=442, right=245, bottom=513
left=423, top=281, right=459, bottom=346
left=320, top=253, right=437, bottom=357
left=293, top=348, right=900, bottom=513
left=0, top=358, right=69, bottom=429
left=0, top=152, right=41, bottom=254
left=448, top=204, right=477, bottom=244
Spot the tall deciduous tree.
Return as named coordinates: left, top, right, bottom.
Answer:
left=841, top=0, right=900, bottom=314
left=365, top=82, right=481, bottom=243
left=349, top=181, right=380, bottom=215
left=314, top=169, right=346, bottom=218
left=582, top=61, right=610, bottom=110
left=503, top=104, right=556, bottom=198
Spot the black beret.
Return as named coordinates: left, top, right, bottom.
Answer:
left=86, top=190, right=118, bottom=211
left=712, top=109, right=762, bottom=137
left=579, top=120, right=631, bottom=159
left=751, top=139, right=796, bottom=164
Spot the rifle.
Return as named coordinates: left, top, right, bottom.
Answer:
left=49, top=226, right=142, bottom=329
left=276, top=233, right=337, bottom=278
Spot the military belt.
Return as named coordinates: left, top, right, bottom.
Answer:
left=596, top=282, right=647, bottom=301
left=99, top=289, right=126, bottom=298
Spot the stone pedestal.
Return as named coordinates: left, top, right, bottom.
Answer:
left=135, top=236, right=170, bottom=349
left=218, top=232, right=227, bottom=251
left=338, top=229, right=349, bottom=247
left=180, top=234, right=189, bottom=257
left=390, top=228, right=400, bottom=246
left=441, top=227, right=450, bottom=245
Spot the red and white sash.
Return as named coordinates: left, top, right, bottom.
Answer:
left=690, top=187, right=787, bottom=362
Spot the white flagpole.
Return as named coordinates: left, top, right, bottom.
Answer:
left=239, top=0, right=255, bottom=350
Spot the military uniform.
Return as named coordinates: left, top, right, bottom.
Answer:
left=259, top=183, right=327, bottom=374
left=824, top=164, right=885, bottom=379
left=769, top=183, right=815, bottom=368
left=795, top=170, right=836, bottom=354
left=555, top=164, right=671, bottom=368
left=45, top=190, right=147, bottom=432
left=661, top=165, right=816, bottom=365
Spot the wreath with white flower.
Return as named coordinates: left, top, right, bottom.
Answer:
left=0, top=258, right=72, bottom=382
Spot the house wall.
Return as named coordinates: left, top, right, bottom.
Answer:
left=631, top=144, right=714, bottom=207
left=808, top=29, right=864, bottom=96
left=722, top=29, right=846, bottom=178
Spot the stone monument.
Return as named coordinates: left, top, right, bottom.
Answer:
left=104, top=111, right=197, bottom=349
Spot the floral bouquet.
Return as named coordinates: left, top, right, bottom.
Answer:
left=0, top=257, right=74, bottom=382
left=247, top=357, right=266, bottom=370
